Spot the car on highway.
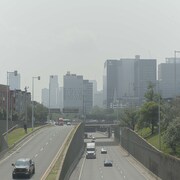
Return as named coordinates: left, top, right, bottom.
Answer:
left=12, top=158, right=35, bottom=179
left=101, top=147, right=107, bottom=154
left=91, top=137, right=95, bottom=142
left=67, top=122, right=71, bottom=125
left=104, top=159, right=113, bottom=167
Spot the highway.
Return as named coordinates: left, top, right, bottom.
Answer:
left=70, top=132, right=157, bottom=180
left=0, top=125, right=73, bottom=180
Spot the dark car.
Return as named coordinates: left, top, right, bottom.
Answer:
left=12, top=158, right=35, bottom=179
left=104, top=159, right=113, bottom=167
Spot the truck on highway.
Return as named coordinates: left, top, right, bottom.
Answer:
left=86, top=142, right=96, bottom=159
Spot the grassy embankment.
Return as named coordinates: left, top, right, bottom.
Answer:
left=138, top=128, right=180, bottom=158
left=8, top=128, right=35, bottom=147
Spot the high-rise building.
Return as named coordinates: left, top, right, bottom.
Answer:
left=41, top=88, right=49, bottom=108
left=59, top=87, right=63, bottom=109
left=134, top=57, right=157, bottom=104
left=63, top=72, right=83, bottom=113
left=49, top=75, right=59, bottom=109
left=83, top=80, right=93, bottom=113
left=63, top=72, right=93, bottom=114
left=9, top=72, right=20, bottom=90
left=94, top=90, right=103, bottom=108
left=103, top=55, right=157, bottom=108
left=103, top=60, right=120, bottom=108
left=89, top=80, right=97, bottom=106
left=158, top=57, right=180, bottom=99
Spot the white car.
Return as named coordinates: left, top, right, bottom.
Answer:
left=101, top=148, right=107, bottom=154
left=67, top=122, right=71, bottom=125
left=91, top=137, right=95, bottom=142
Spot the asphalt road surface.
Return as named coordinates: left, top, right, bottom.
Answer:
left=70, top=132, right=159, bottom=180
left=0, top=125, right=73, bottom=180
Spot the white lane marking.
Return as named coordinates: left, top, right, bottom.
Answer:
left=46, top=142, right=48, bottom=145
left=40, top=148, right=44, bottom=151
left=41, top=127, right=74, bottom=180
left=101, top=175, right=103, bottom=179
left=0, top=134, right=36, bottom=164
left=117, top=146, right=158, bottom=180
left=78, top=156, right=86, bottom=180
left=35, top=154, right=38, bottom=158
left=124, top=175, right=126, bottom=179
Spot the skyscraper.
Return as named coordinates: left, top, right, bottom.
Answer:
left=41, top=88, right=49, bottom=107
left=83, top=80, right=93, bottom=113
left=103, top=60, right=120, bottom=108
left=134, top=57, right=156, bottom=104
left=158, top=57, right=180, bottom=99
left=49, top=75, right=59, bottom=109
left=89, top=80, right=97, bottom=107
left=103, top=55, right=157, bottom=108
left=63, top=72, right=93, bottom=114
left=9, top=72, right=20, bottom=90
left=63, top=72, right=83, bottom=113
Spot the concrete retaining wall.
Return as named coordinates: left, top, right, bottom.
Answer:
left=114, top=126, right=180, bottom=180
left=59, top=123, right=84, bottom=180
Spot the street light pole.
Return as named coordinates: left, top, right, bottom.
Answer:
left=174, top=50, right=180, bottom=102
left=24, top=86, right=29, bottom=125
left=158, top=80, right=161, bottom=150
left=6, top=70, right=17, bottom=144
left=48, top=75, right=53, bottom=121
left=32, top=76, right=40, bottom=131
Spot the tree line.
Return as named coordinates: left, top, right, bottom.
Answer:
left=87, top=83, right=180, bottom=154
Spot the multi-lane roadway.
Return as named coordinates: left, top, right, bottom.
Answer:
left=0, top=125, right=73, bottom=180
left=70, top=132, right=158, bottom=180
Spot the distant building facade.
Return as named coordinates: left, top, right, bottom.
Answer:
left=0, top=84, right=31, bottom=121
left=63, top=72, right=93, bottom=114
left=158, top=57, right=180, bottom=99
left=49, top=75, right=60, bottom=109
left=103, top=55, right=157, bottom=108
left=89, top=80, right=97, bottom=107
left=134, top=57, right=157, bottom=104
left=41, top=88, right=49, bottom=108
left=94, top=90, right=103, bottom=108
left=63, top=72, right=84, bottom=113
left=9, top=71, right=20, bottom=90
left=83, top=80, right=93, bottom=113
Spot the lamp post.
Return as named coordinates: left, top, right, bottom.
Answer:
left=158, top=80, right=161, bottom=150
left=48, top=75, right=53, bottom=121
left=174, top=50, right=180, bottom=101
left=24, top=86, right=29, bottom=125
left=6, top=70, right=17, bottom=143
left=32, top=76, right=40, bottom=131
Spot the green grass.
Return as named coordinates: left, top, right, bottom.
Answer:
left=7, top=126, right=41, bottom=147
left=7, top=128, right=32, bottom=147
left=138, top=127, right=180, bottom=158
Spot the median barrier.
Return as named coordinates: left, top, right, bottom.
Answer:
left=58, top=123, right=84, bottom=180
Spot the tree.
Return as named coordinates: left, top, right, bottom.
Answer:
left=120, top=108, right=138, bottom=130
left=34, top=102, right=48, bottom=122
left=163, top=117, right=180, bottom=153
left=137, top=82, right=160, bottom=134
left=144, top=82, right=156, bottom=102
left=137, top=101, right=158, bottom=135
left=86, top=106, right=116, bottom=121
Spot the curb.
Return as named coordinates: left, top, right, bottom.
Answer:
left=0, top=124, right=50, bottom=160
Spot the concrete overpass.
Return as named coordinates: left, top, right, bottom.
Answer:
left=84, top=122, right=119, bottom=137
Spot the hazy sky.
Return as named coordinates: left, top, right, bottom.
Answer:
left=0, top=0, right=180, bottom=102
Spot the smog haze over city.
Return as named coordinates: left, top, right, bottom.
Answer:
left=0, top=0, right=180, bottom=102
